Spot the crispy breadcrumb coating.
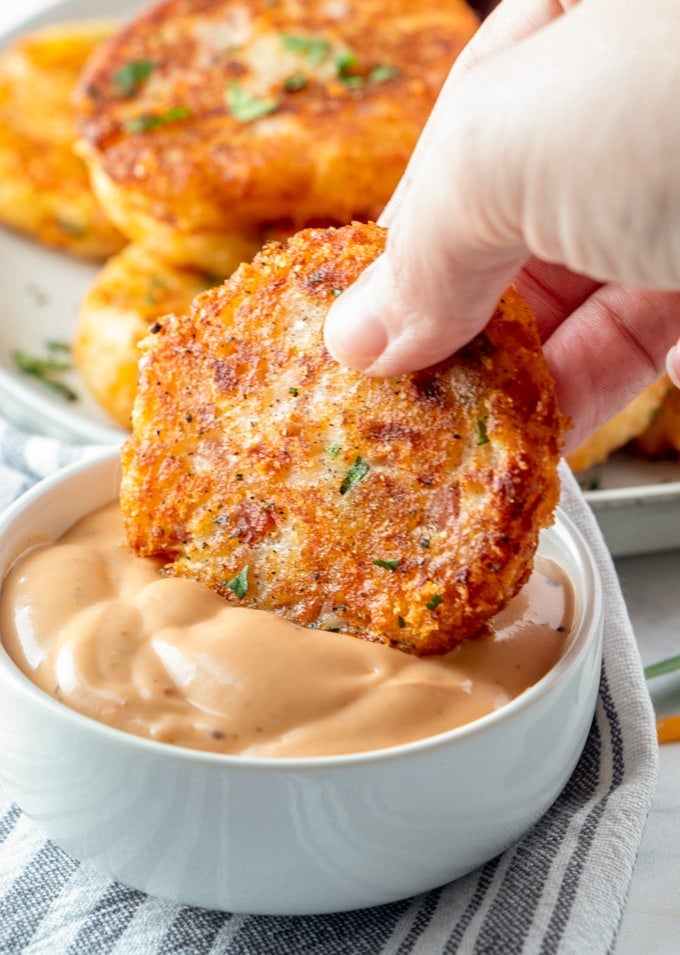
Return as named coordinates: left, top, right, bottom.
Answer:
left=121, top=222, right=564, bottom=654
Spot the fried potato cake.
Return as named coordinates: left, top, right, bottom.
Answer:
left=74, top=0, right=479, bottom=273
left=0, top=21, right=125, bottom=259
left=566, top=377, right=670, bottom=473
left=75, top=243, right=218, bottom=428
left=629, top=377, right=680, bottom=459
left=0, top=20, right=118, bottom=144
left=121, top=222, right=564, bottom=655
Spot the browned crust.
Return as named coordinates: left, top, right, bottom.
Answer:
left=0, top=21, right=124, bottom=259
left=75, top=0, right=479, bottom=235
left=121, top=222, right=564, bottom=655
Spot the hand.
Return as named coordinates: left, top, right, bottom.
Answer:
left=324, top=0, right=680, bottom=449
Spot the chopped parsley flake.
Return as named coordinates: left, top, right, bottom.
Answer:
left=339, top=456, right=369, bottom=495
left=373, top=558, right=400, bottom=571
left=113, top=59, right=154, bottom=97
left=369, top=64, right=400, bottom=84
left=339, top=74, right=364, bottom=90
left=336, top=52, right=358, bottom=75
left=226, top=81, right=278, bottom=122
left=476, top=417, right=490, bottom=446
left=123, top=106, right=191, bottom=133
left=425, top=594, right=443, bottom=611
left=326, top=443, right=342, bottom=458
left=288, top=386, right=299, bottom=396
left=46, top=340, right=71, bottom=355
left=284, top=72, right=308, bottom=92
left=227, top=566, right=249, bottom=599
left=331, top=288, right=342, bottom=297
left=397, top=615, right=406, bottom=629
left=281, top=33, right=330, bottom=65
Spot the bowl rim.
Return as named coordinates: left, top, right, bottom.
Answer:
left=0, top=448, right=603, bottom=771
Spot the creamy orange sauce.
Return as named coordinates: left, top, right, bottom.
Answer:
left=1, top=503, right=573, bottom=758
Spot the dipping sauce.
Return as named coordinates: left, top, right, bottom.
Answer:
left=0, top=503, right=573, bottom=758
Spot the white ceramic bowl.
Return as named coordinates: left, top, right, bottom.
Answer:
left=0, top=450, right=603, bottom=915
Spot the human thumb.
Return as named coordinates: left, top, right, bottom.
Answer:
left=322, top=226, right=523, bottom=375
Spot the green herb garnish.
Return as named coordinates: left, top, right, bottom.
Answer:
left=13, top=349, right=77, bottom=402
left=330, top=288, right=342, bottom=297
left=283, top=73, right=308, bottom=92
left=326, top=443, right=342, bottom=459
left=373, top=558, right=400, bottom=571
left=281, top=33, right=330, bottom=64
left=226, top=81, right=278, bottom=121
left=397, top=615, right=406, bottom=629
left=476, top=417, right=490, bottom=446
left=45, top=340, right=72, bottom=355
left=339, top=74, right=364, bottom=90
left=340, top=456, right=369, bottom=495
left=226, top=566, right=249, bottom=599
left=113, top=59, right=154, bottom=97
left=425, top=594, right=443, bottom=611
left=288, top=386, right=299, bottom=396
left=123, top=105, right=191, bottom=133
left=369, top=64, right=400, bottom=84
left=644, top=654, right=680, bottom=680
left=336, top=52, right=358, bottom=75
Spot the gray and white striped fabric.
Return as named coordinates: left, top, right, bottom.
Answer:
left=0, top=421, right=658, bottom=955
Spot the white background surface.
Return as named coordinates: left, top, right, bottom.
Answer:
left=0, top=1, right=678, bottom=951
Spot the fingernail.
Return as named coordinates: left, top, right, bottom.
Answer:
left=323, top=260, right=388, bottom=370
left=666, top=345, right=680, bottom=389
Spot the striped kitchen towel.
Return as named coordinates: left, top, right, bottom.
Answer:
left=0, top=421, right=658, bottom=955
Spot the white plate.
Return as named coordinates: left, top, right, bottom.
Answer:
left=1, top=0, right=679, bottom=555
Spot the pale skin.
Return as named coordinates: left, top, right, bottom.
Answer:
left=323, top=0, right=680, bottom=451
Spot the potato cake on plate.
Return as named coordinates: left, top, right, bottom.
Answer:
left=0, top=20, right=125, bottom=259
left=74, top=0, right=479, bottom=273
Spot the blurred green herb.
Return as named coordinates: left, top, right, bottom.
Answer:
left=644, top=654, right=680, bottom=680
left=283, top=72, right=308, bottom=92
left=113, top=59, right=154, bottom=97
left=226, top=81, right=278, bottom=121
left=369, top=64, right=400, bottom=84
left=13, top=345, right=77, bottom=402
left=281, top=33, right=330, bottom=64
left=123, top=105, right=191, bottom=133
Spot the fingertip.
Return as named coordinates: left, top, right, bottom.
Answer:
left=666, top=344, right=680, bottom=390
left=323, top=298, right=389, bottom=371
left=323, top=263, right=389, bottom=371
